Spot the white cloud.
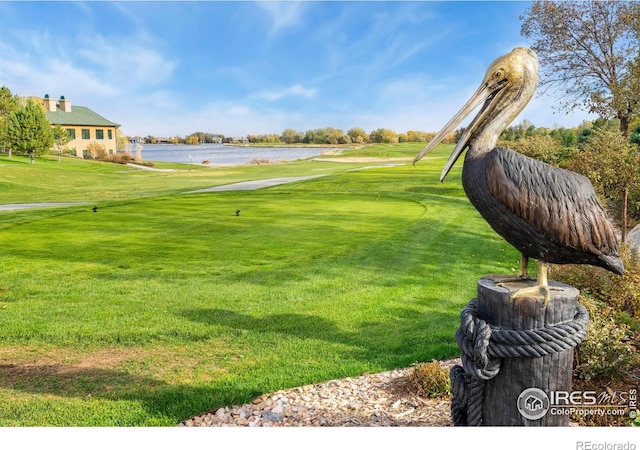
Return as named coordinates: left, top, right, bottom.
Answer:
left=0, top=25, right=175, bottom=98
left=251, top=84, right=317, bottom=102
left=76, top=33, right=175, bottom=91
left=0, top=55, right=119, bottom=99
left=257, top=2, right=307, bottom=38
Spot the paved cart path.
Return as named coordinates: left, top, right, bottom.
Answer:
left=184, top=175, right=328, bottom=193
left=0, top=202, right=92, bottom=211
left=184, top=163, right=406, bottom=194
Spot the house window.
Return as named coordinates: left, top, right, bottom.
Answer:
left=96, top=129, right=104, bottom=140
left=108, top=130, right=113, bottom=139
left=81, top=129, right=90, bottom=139
left=82, top=149, right=89, bottom=158
left=66, top=128, right=76, bottom=139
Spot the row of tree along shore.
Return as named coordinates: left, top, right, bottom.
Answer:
left=144, top=118, right=640, bottom=148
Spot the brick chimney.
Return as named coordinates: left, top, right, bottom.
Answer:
left=59, top=95, right=71, bottom=112
left=44, top=94, right=57, bottom=112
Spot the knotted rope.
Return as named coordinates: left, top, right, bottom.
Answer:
left=450, top=297, right=589, bottom=426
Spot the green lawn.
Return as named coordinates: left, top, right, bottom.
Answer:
left=0, top=145, right=519, bottom=426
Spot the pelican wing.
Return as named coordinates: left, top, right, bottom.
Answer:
left=485, top=147, right=619, bottom=256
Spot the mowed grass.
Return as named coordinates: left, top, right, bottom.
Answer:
left=0, top=146, right=519, bottom=426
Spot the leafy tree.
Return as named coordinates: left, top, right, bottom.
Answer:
left=186, top=131, right=222, bottom=144
left=186, top=134, right=199, bottom=145
left=592, top=117, right=620, bottom=132
left=369, top=128, right=398, bottom=144
left=549, top=127, right=577, bottom=147
left=0, top=85, right=21, bottom=157
left=405, top=130, right=434, bottom=143
left=302, top=128, right=331, bottom=145
left=337, top=134, right=351, bottom=145
left=521, top=1, right=640, bottom=135
left=500, top=135, right=566, bottom=166
left=248, top=134, right=280, bottom=144
left=630, top=125, right=640, bottom=148
left=52, top=124, right=71, bottom=163
left=7, top=99, right=54, bottom=164
left=281, top=128, right=303, bottom=144
left=324, top=127, right=344, bottom=145
left=564, top=128, right=640, bottom=240
left=577, top=127, right=594, bottom=149
left=346, top=127, right=368, bottom=144
left=116, top=128, right=130, bottom=149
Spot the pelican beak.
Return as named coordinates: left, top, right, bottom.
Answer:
left=412, top=81, right=496, bottom=181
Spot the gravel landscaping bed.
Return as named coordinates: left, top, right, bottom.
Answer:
left=181, top=359, right=458, bottom=427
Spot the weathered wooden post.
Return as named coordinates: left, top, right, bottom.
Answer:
left=450, top=276, right=589, bottom=426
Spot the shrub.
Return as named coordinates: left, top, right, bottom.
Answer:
left=86, top=142, right=108, bottom=160
left=553, top=255, right=639, bottom=426
left=553, top=247, right=640, bottom=320
left=498, top=135, right=567, bottom=165
left=249, top=159, right=273, bottom=165
left=552, top=248, right=640, bottom=382
left=573, top=312, right=636, bottom=382
left=112, top=151, right=133, bottom=164
left=410, top=361, right=450, bottom=398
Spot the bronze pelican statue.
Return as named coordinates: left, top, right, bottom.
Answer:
left=413, top=47, right=624, bottom=302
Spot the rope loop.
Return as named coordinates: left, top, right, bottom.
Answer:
left=450, top=297, right=589, bottom=426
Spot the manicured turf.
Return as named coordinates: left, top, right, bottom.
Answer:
left=0, top=146, right=519, bottom=425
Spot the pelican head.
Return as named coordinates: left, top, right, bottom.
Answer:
left=413, top=47, right=539, bottom=181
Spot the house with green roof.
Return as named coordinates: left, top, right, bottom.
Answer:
left=44, top=95, right=120, bottom=158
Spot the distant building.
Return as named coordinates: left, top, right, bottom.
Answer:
left=44, top=95, right=120, bottom=158
left=230, top=136, right=249, bottom=144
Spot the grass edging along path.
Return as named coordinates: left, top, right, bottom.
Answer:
left=0, top=145, right=518, bottom=426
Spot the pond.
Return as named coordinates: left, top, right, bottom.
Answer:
left=130, top=144, right=334, bottom=166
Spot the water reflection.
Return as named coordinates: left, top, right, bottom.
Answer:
left=135, top=144, right=332, bottom=166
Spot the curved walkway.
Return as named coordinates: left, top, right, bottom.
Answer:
left=0, top=202, right=91, bottom=211
left=184, top=175, right=328, bottom=193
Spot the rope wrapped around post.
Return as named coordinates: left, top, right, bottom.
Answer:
left=450, top=297, right=589, bottom=426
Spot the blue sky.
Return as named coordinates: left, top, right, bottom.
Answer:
left=0, top=1, right=596, bottom=138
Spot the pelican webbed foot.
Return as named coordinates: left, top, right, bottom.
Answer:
left=507, top=260, right=558, bottom=306
left=484, top=258, right=560, bottom=306
left=486, top=254, right=532, bottom=285
left=510, top=284, right=550, bottom=306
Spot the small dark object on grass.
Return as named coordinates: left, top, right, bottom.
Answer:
left=235, top=209, right=240, bottom=216
left=92, top=206, right=98, bottom=213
